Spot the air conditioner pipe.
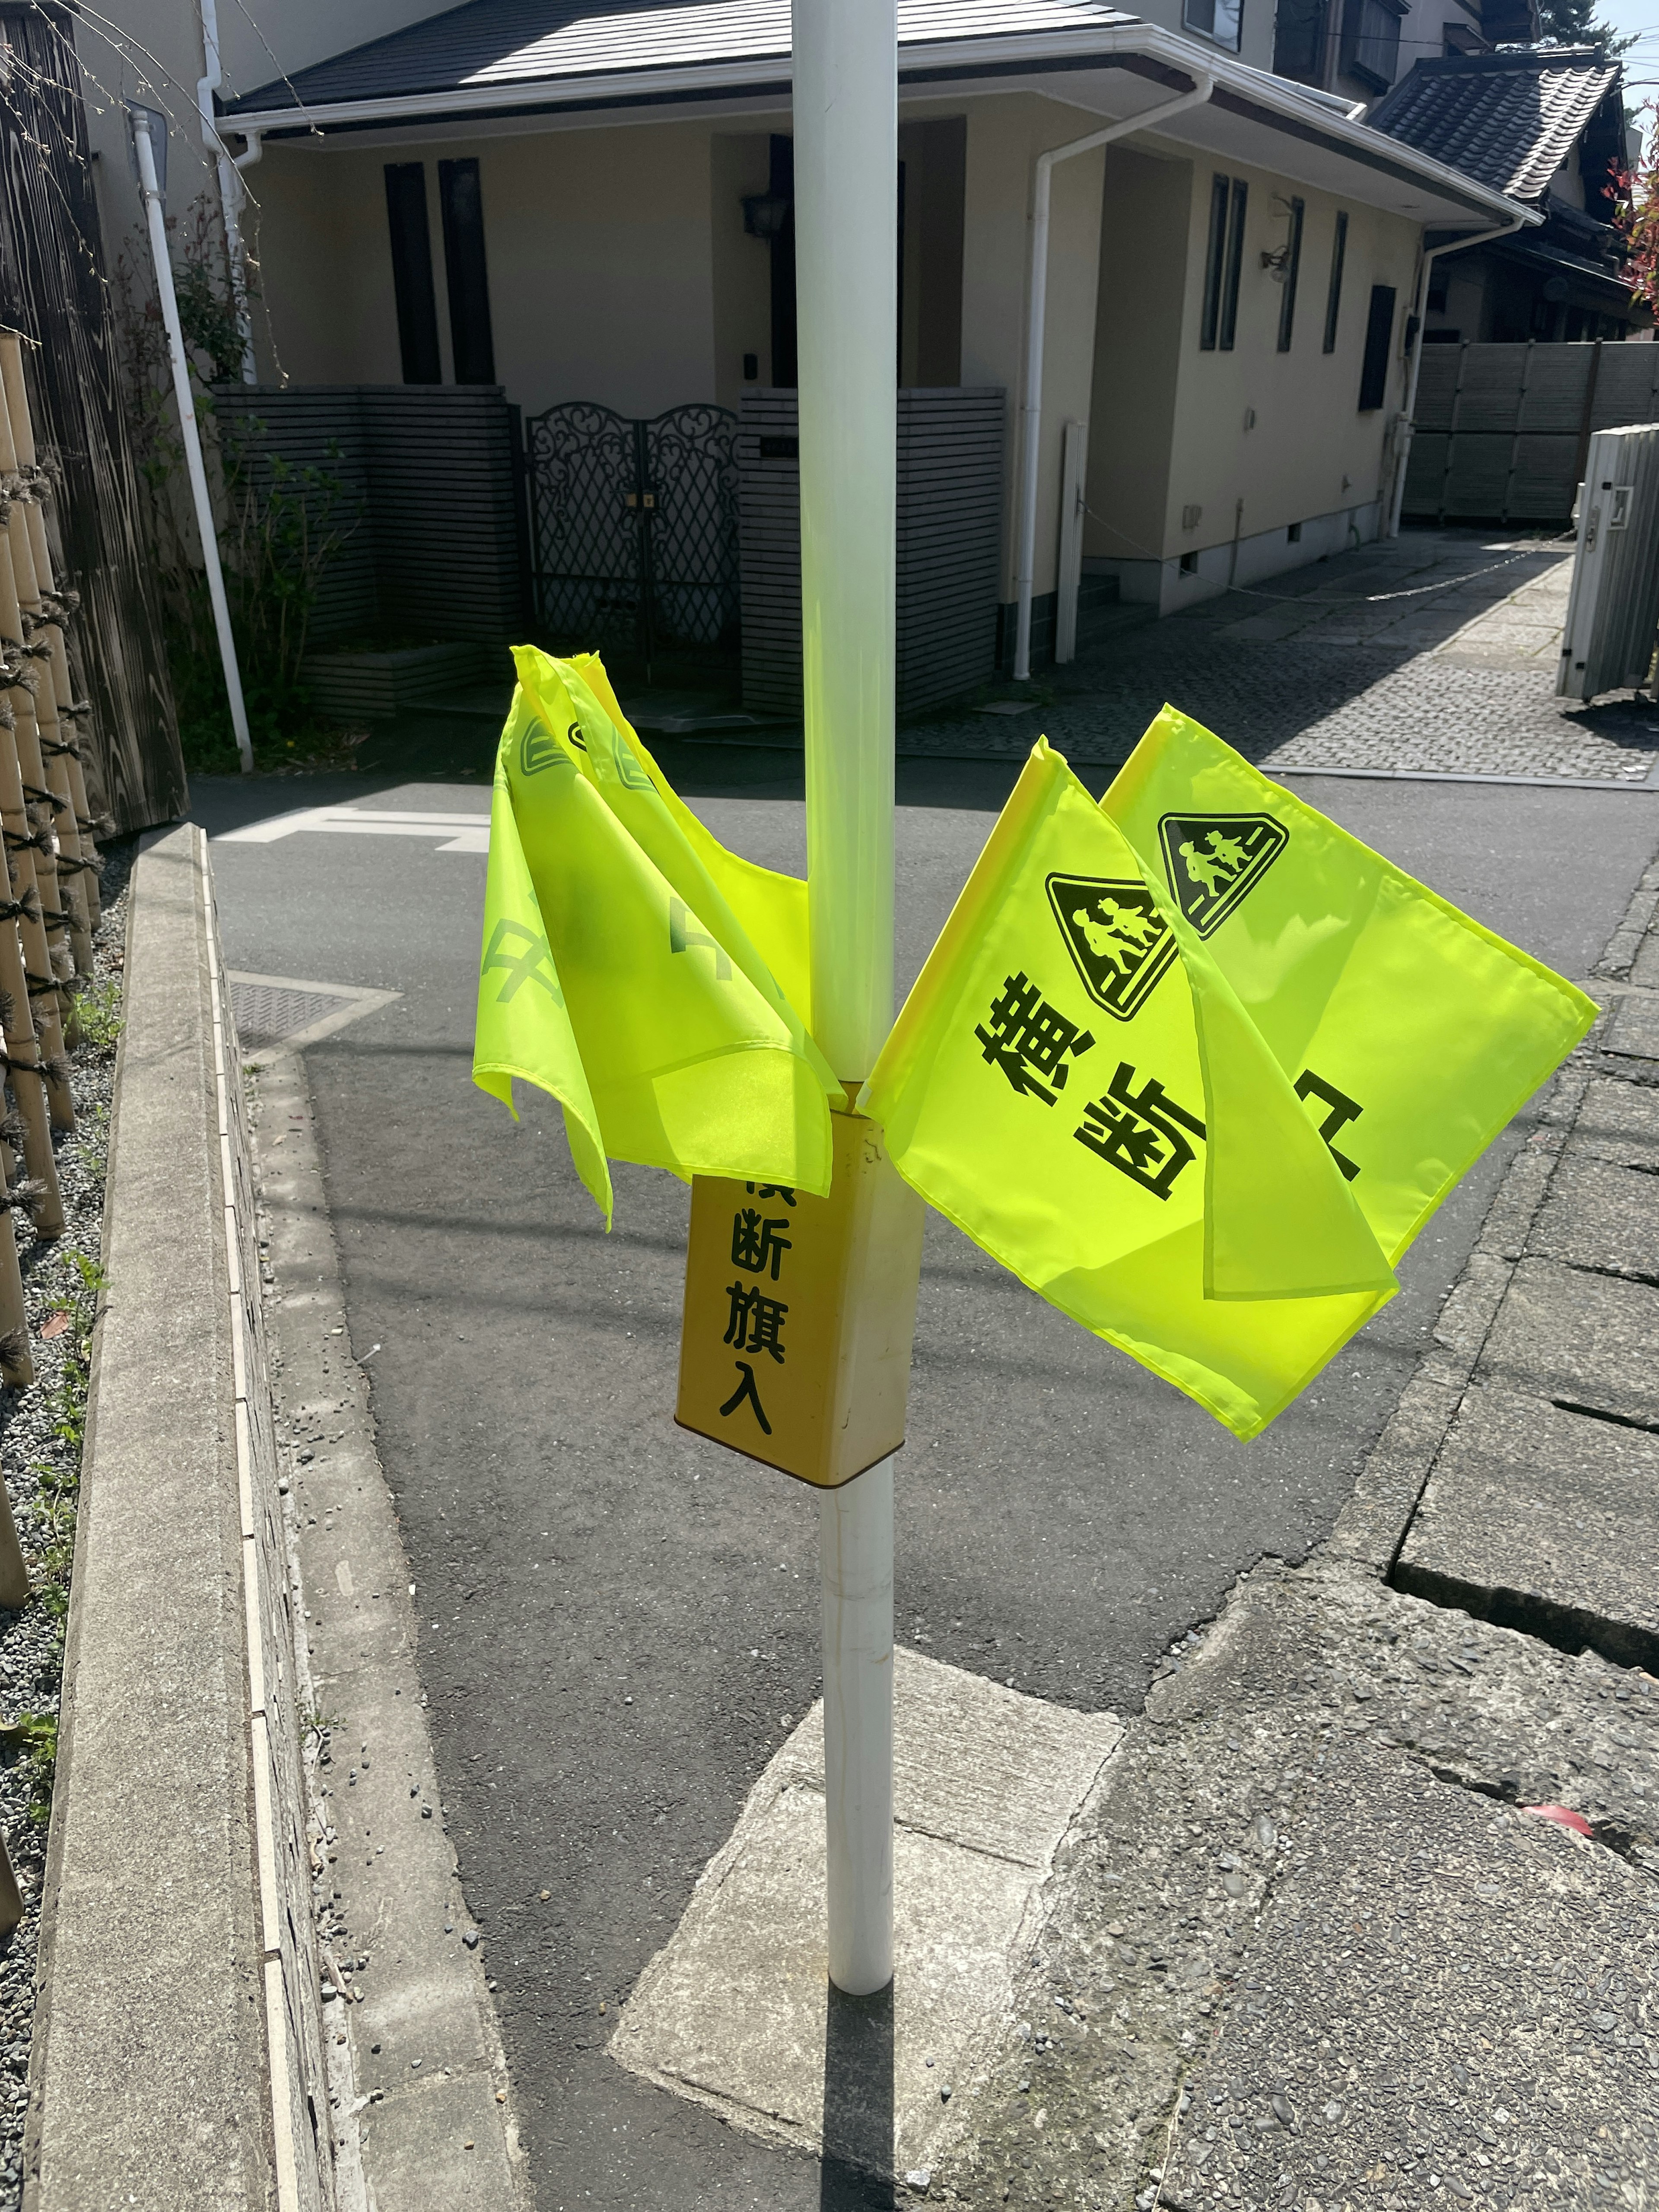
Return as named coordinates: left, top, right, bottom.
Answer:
left=1013, top=73, right=1214, bottom=683
left=131, top=108, right=254, bottom=773
left=1385, top=218, right=1522, bottom=538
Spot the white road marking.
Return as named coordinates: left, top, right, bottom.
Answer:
left=215, top=805, right=490, bottom=853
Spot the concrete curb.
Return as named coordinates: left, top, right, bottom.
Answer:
left=251, top=1023, right=526, bottom=2207
left=24, top=827, right=331, bottom=2212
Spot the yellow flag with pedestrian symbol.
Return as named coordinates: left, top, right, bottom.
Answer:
left=473, top=648, right=842, bottom=1227
left=858, top=739, right=1400, bottom=1440
left=1103, top=706, right=1598, bottom=1268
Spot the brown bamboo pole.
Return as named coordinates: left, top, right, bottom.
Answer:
left=4, top=511, right=91, bottom=978
left=0, top=1167, right=32, bottom=1393
left=0, top=339, right=103, bottom=931
left=0, top=828, right=63, bottom=1241
left=0, top=680, right=71, bottom=1131
left=0, top=1826, right=23, bottom=1930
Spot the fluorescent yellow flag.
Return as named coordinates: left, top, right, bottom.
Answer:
left=474, top=650, right=841, bottom=1225
left=1103, top=707, right=1598, bottom=1267
left=858, top=739, right=1398, bottom=1440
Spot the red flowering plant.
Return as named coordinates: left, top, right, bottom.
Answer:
left=1612, top=105, right=1659, bottom=315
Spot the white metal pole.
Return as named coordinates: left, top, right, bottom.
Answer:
left=132, top=112, right=254, bottom=773
left=1011, top=81, right=1213, bottom=683
left=793, top=0, right=897, bottom=1999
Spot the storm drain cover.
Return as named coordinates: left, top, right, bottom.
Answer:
left=231, top=981, right=361, bottom=1050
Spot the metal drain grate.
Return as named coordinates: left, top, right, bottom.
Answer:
left=230, top=981, right=354, bottom=1050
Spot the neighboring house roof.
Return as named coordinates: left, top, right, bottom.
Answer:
left=217, top=0, right=1536, bottom=234
left=1368, top=48, right=1619, bottom=203
left=223, top=0, right=1138, bottom=113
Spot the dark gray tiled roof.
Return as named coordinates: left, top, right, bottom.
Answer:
left=1368, top=48, right=1618, bottom=201
left=224, top=0, right=1139, bottom=116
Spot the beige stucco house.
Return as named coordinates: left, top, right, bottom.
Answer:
left=89, top=1, right=1531, bottom=652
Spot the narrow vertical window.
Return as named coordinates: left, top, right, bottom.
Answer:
left=1323, top=210, right=1348, bottom=354
left=1200, top=175, right=1230, bottom=351
left=1357, top=283, right=1396, bottom=410
left=768, top=133, right=798, bottom=388
left=384, top=163, right=441, bottom=385
left=1220, top=178, right=1248, bottom=352
left=1276, top=197, right=1305, bottom=353
left=439, top=158, right=496, bottom=385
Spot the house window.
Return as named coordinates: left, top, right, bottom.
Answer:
left=439, top=159, right=496, bottom=385
left=1220, top=180, right=1248, bottom=351
left=1273, top=0, right=1327, bottom=82
left=384, top=163, right=441, bottom=385
left=1357, top=284, right=1396, bottom=411
left=1201, top=176, right=1248, bottom=351
left=1276, top=197, right=1305, bottom=353
left=1340, top=0, right=1406, bottom=91
left=1184, top=0, right=1243, bottom=48
left=1323, top=210, right=1348, bottom=353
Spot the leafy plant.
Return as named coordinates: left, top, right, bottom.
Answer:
left=71, top=979, right=123, bottom=1057
left=0, top=1711, right=59, bottom=1823
left=111, top=200, right=365, bottom=773
left=1614, top=110, right=1659, bottom=315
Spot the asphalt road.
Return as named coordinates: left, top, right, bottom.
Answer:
left=196, top=747, right=1659, bottom=2211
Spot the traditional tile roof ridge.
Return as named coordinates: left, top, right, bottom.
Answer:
left=1367, top=46, right=1620, bottom=202
left=222, top=0, right=1141, bottom=115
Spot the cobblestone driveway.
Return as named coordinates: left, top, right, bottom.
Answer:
left=900, top=528, right=1659, bottom=782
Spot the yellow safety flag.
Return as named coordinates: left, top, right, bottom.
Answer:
left=858, top=738, right=1400, bottom=1441
left=1103, top=707, right=1598, bottom=1268
left=474, top=648, right=842, bottom=1226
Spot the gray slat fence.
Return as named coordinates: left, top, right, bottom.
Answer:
left=209, top=384, right=525, bottom=645
left=1402, top=340, right=1659, bottom=525
left=740, top=386, right=1005, bottom=718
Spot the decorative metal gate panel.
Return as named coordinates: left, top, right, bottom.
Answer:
left=525, top=400, right=739, bottom=671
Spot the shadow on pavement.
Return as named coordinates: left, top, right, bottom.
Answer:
left=820, top=1980, right=896, bottom=2211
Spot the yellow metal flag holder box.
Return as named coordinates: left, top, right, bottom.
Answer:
left=675, top=1111, right=925, bottom=1489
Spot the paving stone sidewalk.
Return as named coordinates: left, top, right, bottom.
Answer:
left=898, top=532, right=1659, bottom=785
left=912, top=851, right=1659, bottom=2210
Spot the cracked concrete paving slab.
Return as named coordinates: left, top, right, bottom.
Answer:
left=1530, top=1150, right=1659, bottom=1283
left=610, top=1648, right=1119, bottom=2178
left=1476, top=1256, right=1659, bottom=1428
left=1566, top=1074, right=1659, bottom=1172
left=915, top=1560, right=1659, bottom=2210
left=1394, top=1386, right=1659, bottom=1671
left=1605, top=990, right=1659, bottom=1064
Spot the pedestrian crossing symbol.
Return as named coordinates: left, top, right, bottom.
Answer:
left=1157, top=813, right=1287, bottom=936
left=1046, top=875, right=1178, bottom=1019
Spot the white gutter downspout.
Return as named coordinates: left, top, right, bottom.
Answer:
left=131, top=108, right=254, bottom=773
left=1014, top=73, right=1214, bottom=681
left=1386, top=218, right=1521, bottom=537
left=197, top=0, right=257, bottom=382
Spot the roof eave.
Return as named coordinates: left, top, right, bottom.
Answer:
left=219, top=18, right=1536, bottom=229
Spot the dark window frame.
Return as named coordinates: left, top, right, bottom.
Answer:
left=438, top=158, right=496, bottom=385
left=1182, top=0, right=1244, bottom=50
left=1220, top=179, right=1248, bottom=352
left=1340, top=0, right=1407, bottom=92
left=1200, top=174, right=1230, bottom=350
left=1357, top=283, right=1396, bottom=411
left=384, top=162, right=441, bottom=385
left=1323, top=210, right=1348, bottom=354
left=1276, top=197, right=1305, bottom=353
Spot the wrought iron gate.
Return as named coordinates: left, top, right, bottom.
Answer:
left=524, top=400, right=739, bottom=672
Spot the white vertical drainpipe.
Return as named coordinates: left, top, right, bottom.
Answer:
left=1013, top=75, right=1214, bottom=683
left=793, top=0, right=899, bottom=2000
left=132, top=110, right=254, bottom=773
left=1386, top=220, right=1519, bottom=537
left=197, top=0, right=257, bottom=383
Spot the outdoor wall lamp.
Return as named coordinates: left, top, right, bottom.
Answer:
left=742, top=191, right=793, bottom=240
left=1261, top=243, right=1292, bottom=281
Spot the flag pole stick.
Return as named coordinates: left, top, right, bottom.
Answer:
left=793, top=0, right=898, bottom=1998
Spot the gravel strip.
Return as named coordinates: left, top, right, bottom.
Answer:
left=0, top=844, right=131, bottom=2212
